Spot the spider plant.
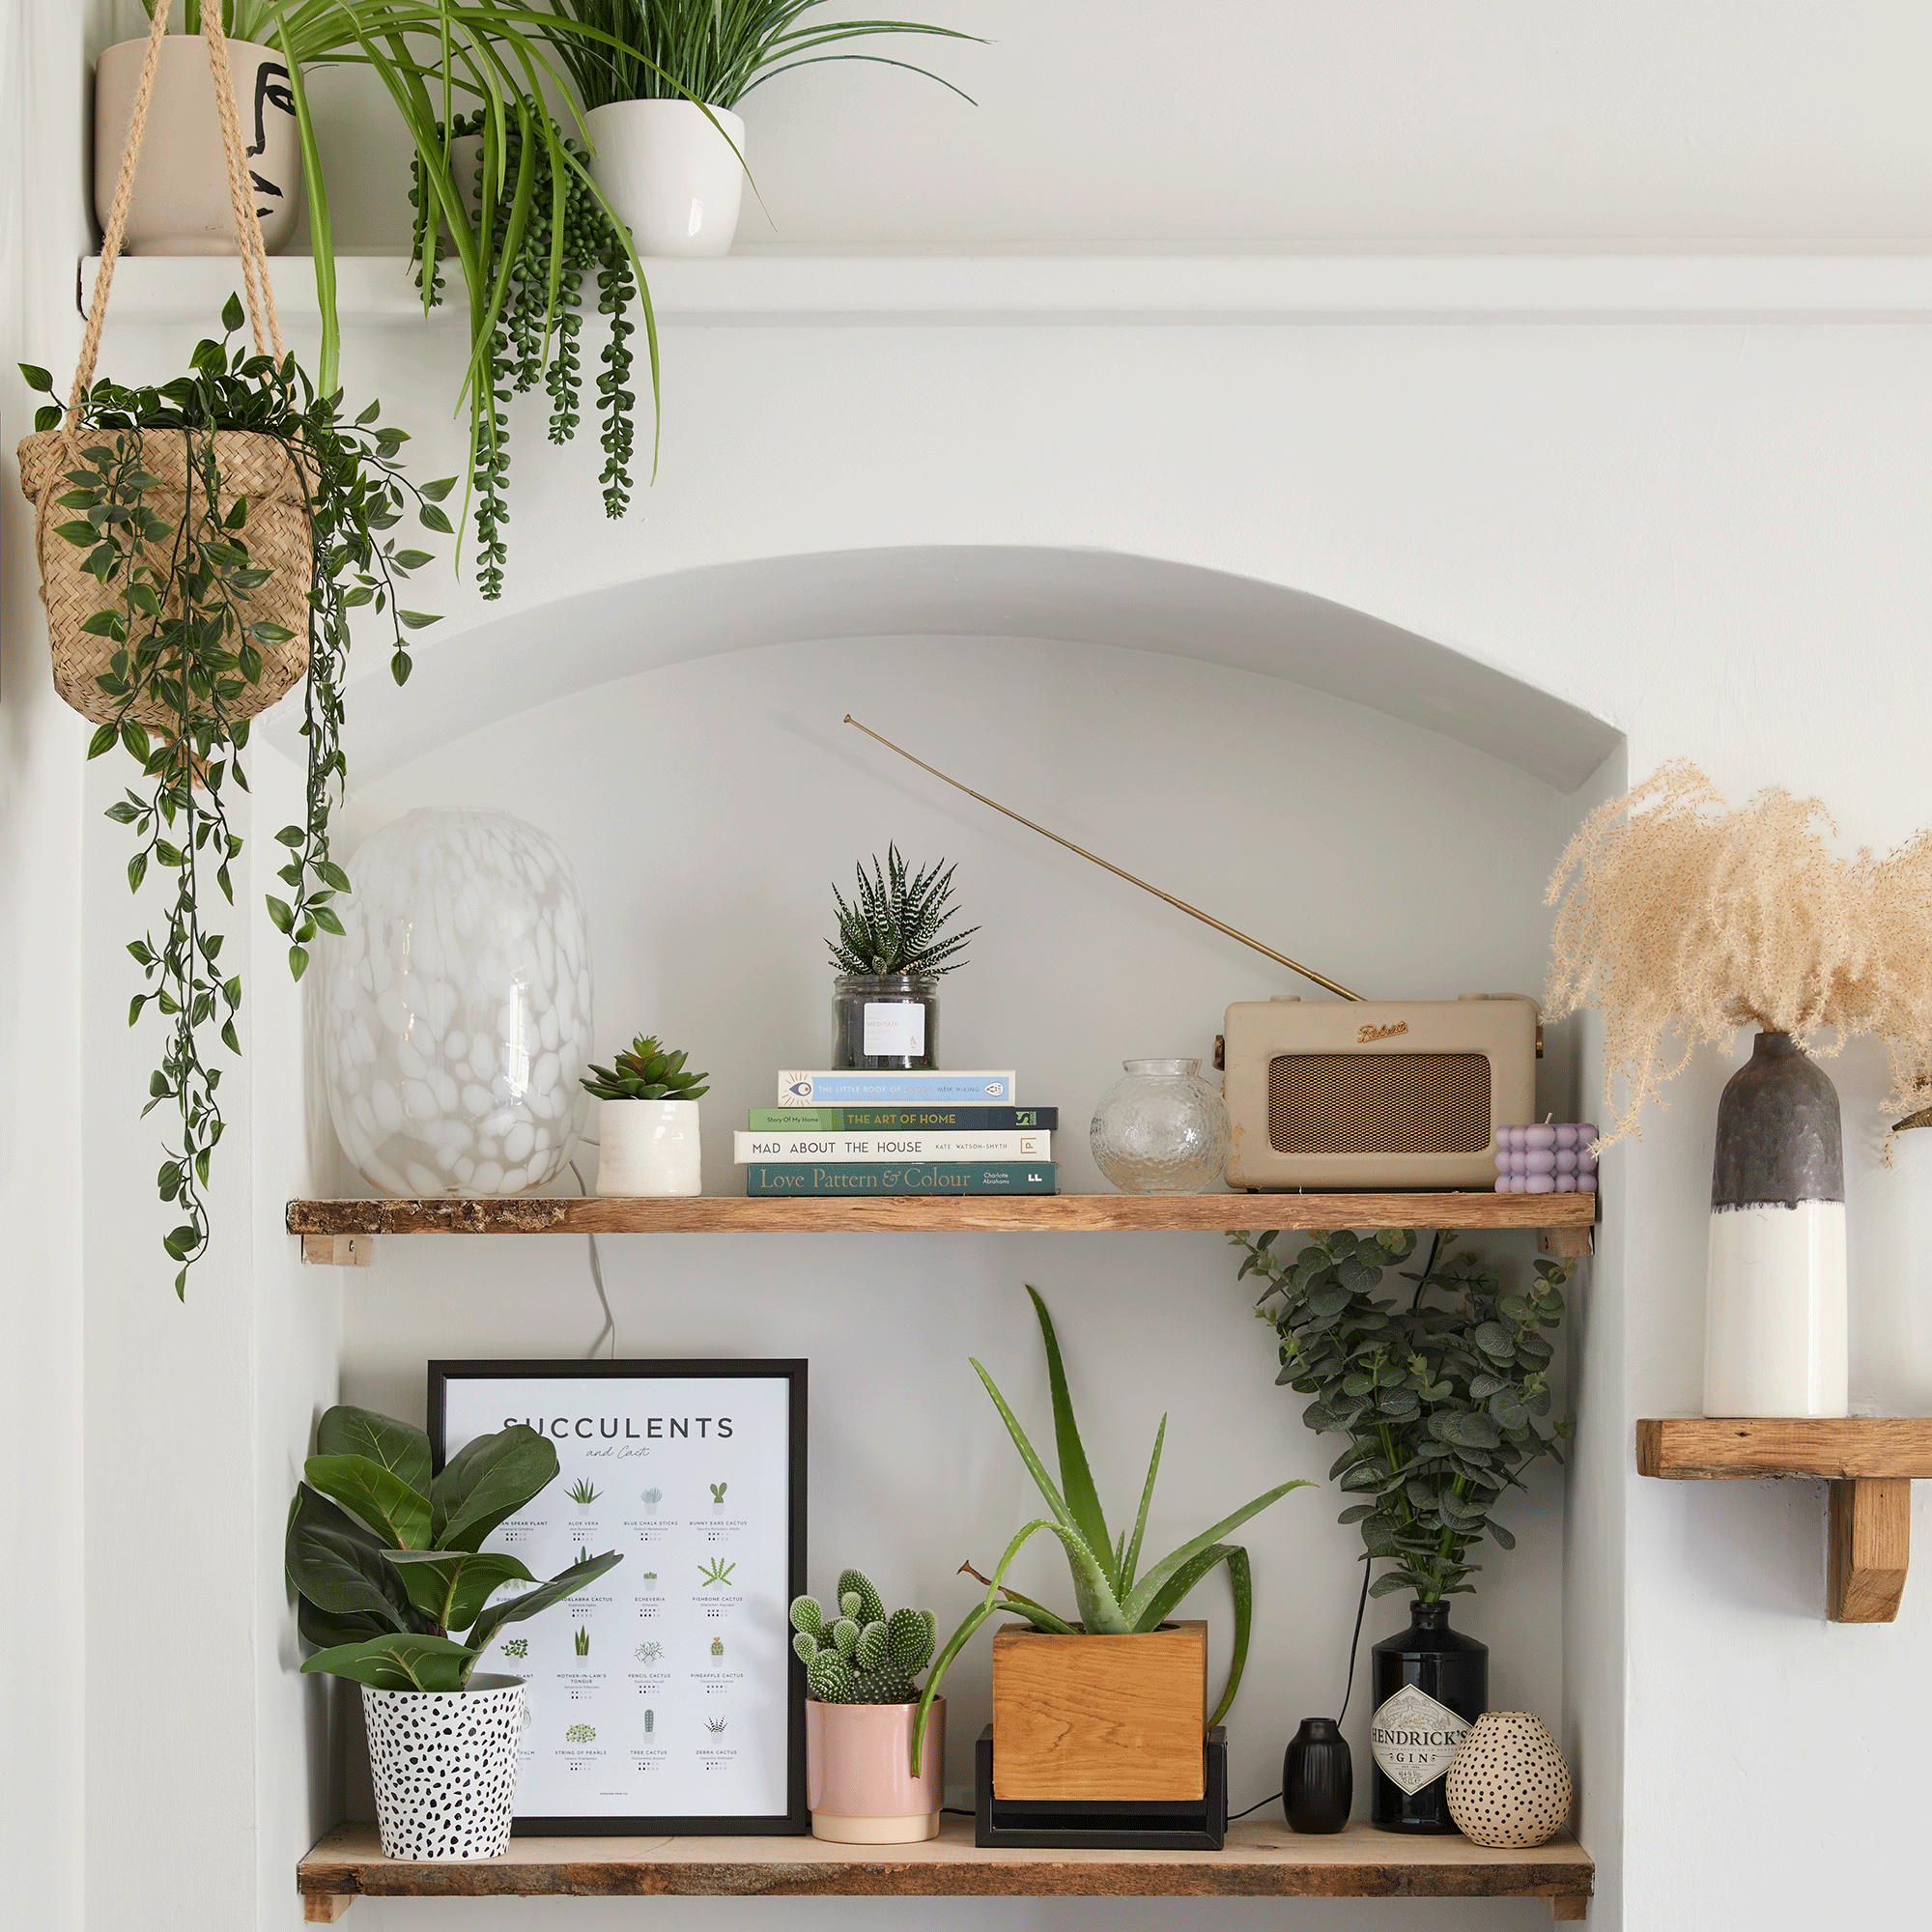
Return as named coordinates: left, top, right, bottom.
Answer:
left=911, top=1287, right=1310, bottom=1774
left=539, top=0, right=977, bottom=111
left=150, top=2, right=666, bottom=575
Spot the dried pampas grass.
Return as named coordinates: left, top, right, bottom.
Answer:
left=1544, top=759, right=1932, bottom=1148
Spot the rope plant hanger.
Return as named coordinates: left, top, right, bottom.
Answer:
left=15, top=0, right=454, bottom=1297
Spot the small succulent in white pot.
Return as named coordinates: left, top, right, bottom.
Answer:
left=585, top=1033, right=709, bottom=1195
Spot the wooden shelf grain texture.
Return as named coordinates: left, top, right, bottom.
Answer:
left=287, top=1191, right=1598, bottom=1237
left=1637, top=1418, right=1932, bottom=1624
left=1636, top=1417, right=1932, bottom=1482
left=298, top=1818, right=1593, bottom=1917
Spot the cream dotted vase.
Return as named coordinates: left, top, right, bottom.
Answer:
left=1444, top=1710, right=1573, bottom=1848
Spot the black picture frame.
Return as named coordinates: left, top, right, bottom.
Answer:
left=427, top=1357, right=808, bottom=1836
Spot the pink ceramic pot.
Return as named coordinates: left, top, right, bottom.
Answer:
left=805, top=1697, right=945, bottom=1843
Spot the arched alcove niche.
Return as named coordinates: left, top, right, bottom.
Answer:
left=327, top=545, right=1629, bottom=1884
left=281, top=545, right=1620, bottom=792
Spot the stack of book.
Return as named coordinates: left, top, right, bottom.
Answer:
left=737, top=1069, right=1058, bottom=1196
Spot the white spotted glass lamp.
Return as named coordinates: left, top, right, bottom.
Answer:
left=323, top=809, right=593, bottom=1196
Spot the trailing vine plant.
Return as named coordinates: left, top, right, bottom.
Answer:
left=1230, top=1228, right=1574, bottom=1602
left=410, top=106, right=639, bottom=598
left=21, top=298, right=453, bottom=1295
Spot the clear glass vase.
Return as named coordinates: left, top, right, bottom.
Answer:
left=1090, top=1058, right=1232, bottom=1193
left=831, top=973, right=938, bottom=1069
left=321, top=808, right=593, bottom=1196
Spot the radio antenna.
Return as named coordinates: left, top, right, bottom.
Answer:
left=842, top=715, right=1364, bottom=1002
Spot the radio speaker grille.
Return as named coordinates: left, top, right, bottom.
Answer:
left=1267, top=1053, right=1492, bottom=1155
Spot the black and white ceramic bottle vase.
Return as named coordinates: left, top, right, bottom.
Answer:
left=1703, top=1031, right=1847, bottom=1418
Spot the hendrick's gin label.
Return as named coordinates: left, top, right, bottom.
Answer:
left=1370, top=1600, right=1488, bottom=1833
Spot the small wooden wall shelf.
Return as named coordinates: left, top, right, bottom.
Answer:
left=1637, top=1418, right=1932, bottom=1624
left=289, top=1189, right=1596, bottom=1262
left=298, top=1818, right=1593, bottom=1920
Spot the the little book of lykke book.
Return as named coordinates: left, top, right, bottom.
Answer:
left=776, top=1070, right=1015, bottom=1106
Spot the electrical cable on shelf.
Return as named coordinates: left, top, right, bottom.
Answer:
left=569, top=1154, right=616, bottom=1359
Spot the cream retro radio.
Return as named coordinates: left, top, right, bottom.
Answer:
left=1217, top=995, right=1538, bottom=1191
left=839, top=718, right=1543, bottom=1193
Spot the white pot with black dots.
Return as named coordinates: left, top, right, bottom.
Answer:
left=1703, top=1030, right=1848, bottom=1417
left=360, top=1675, right=526, bottom=1861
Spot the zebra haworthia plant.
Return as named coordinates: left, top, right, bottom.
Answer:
left=911, top=1288, right=1310, bottom=1773
left=285, top=1404, right=621, bottom=1691
left=791, top=1568, right=937, bottom=1705
left=828, top=844, right=977, bottom=977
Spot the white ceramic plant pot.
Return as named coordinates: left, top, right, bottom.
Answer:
left=585, top=100, right=745, bottom=257
left=598, top=1097, right=702, bottom=1195
left=95, top=36, right=301, bottom=255
left=361, top=1675, right=526, bottom=1861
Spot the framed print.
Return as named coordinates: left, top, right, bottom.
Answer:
left=428, top=1358, right=808, bottom=1834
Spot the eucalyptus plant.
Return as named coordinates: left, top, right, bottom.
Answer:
left=287, top=1403, right=622, bottom=1690
left=1231, top=1229, right=1575, bottom=1603
left=540, top=0, right=977, bottom=111
left=910, top=1287, right=1309, bottom=1774
left=21, top=298, right=450, bottom=1296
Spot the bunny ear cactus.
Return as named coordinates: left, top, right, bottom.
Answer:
left=910, top=1287, right=1311, bottom=1774
left=790, top=1567, right=937, bottom=1705
left=286, top=1404, right=623, bottom=1691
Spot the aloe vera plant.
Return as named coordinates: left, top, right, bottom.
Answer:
left=567, top=1477, right=602, bottom=1505
left=911, top=1288, right=1309, bottom=1774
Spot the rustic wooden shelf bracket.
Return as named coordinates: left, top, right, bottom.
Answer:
left=1637, top=1418, right=1932, bottom=1624
left=300, top=1233, right=375, bottom=1267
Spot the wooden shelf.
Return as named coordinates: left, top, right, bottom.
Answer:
left=298, top=1818, right=1594, bottom=1920
left=290, top=1189, right=1596, bottom=1247
left=1637, top=1417, right=1932, bottom=1623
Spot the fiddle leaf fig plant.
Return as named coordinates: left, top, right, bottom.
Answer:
left=911, top=1287, right=1310, bottom=1774
left=288, top=1404, right=621, bottom=1690
left=1231, top=1229, right=1574, bottom=1603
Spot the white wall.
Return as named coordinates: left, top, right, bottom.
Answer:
left=297, top=0, right=1932, bottom=248
left=0, top=9, right=105, bottom=1932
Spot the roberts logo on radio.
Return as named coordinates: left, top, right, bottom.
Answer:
left=1357, top=1020, right=1409, bottom=1043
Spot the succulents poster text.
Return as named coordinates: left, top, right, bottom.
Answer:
left=434, top=1364, right=804, bottom=1827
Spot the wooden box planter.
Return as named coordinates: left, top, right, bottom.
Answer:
left=991, top=1620, right=1208, bottom=1801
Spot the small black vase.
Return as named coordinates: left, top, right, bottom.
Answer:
left=1283, top=1718, right=1352, bottom=1833
left=1369, top=1601, right=1487, bottom=1833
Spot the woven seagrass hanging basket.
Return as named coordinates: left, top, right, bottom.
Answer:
left=16, top=0, right=312, bottom=730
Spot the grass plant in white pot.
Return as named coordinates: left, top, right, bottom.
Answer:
left=585, top=1032, right=710, bottom=1194
left=287, top=1406, right=621, bottom=1860
left=541, top=0, right=977, bottom=257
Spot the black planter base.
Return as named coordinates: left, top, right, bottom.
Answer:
left=974, top=1725, right=1228, bottom=1850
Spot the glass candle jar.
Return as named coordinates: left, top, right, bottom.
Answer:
left=831, top=973, right=938, bottom=1069
left=1090, top=1058, right=1232, bottom=1193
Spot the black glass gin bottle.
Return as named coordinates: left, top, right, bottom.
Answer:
left=1369, top=1601, right=1487, bottom=1832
